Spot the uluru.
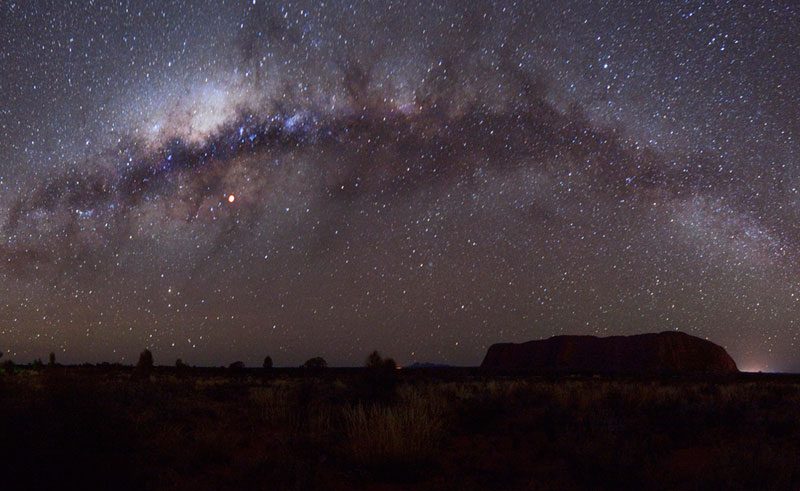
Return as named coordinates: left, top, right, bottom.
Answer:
left=481, top=331, right=739, bottom=374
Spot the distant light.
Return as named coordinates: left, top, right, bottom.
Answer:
left=227, top=194, right=235, bottom=203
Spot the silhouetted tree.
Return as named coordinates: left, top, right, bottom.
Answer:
left=303, top=357, right=327, bottom=370
left=362, top=350, right=398, bottom=399
left=2, top=359, right=14, bottom=375
left=366, top=350, right=382, bottom=369
left=366, top=351, right=394, bottom=369
left=32, top=358, right=44, bottom=369
left=174, top=358, right=189, bottom=377
left=48, top=352, right=56, bottom=366
left=229, top=361, right=245, bottom=370
left=135, top=349, right=154, bottom=378
left=263, top=356, right=273, bottom=369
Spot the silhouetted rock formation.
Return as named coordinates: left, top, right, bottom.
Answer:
left=481, top=331, right=738, bottom=374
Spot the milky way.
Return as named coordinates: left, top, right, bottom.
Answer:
left=1, top=1, right=798, bottom=369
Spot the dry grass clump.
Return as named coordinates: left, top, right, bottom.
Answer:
left=343, top=391, right=444, bottom=467
left=250, top=385, right=293, bottom=426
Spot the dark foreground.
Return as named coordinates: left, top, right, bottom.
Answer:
left=2, top=367, right=799, bottom=490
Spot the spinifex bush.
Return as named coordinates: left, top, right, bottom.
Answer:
left=343, top=392, right=444, bottom=468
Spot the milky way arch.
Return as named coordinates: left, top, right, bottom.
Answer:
left=1, top=0, right=797, bottom=369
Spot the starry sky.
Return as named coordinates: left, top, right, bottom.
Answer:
left=0, top=0, right=798, bottom=370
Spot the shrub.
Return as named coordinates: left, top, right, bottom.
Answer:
left=229, top=361, right=245, bottom=370
left=263, top=356, right=273, bottom=369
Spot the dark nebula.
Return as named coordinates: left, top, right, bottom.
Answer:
left=0, top=1, right=797, bottom=370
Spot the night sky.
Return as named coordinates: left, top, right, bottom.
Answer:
left=1, top=1, right=798, bottom=370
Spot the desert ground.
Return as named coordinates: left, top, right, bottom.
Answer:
left=2, top=364, right=799, bottom=490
